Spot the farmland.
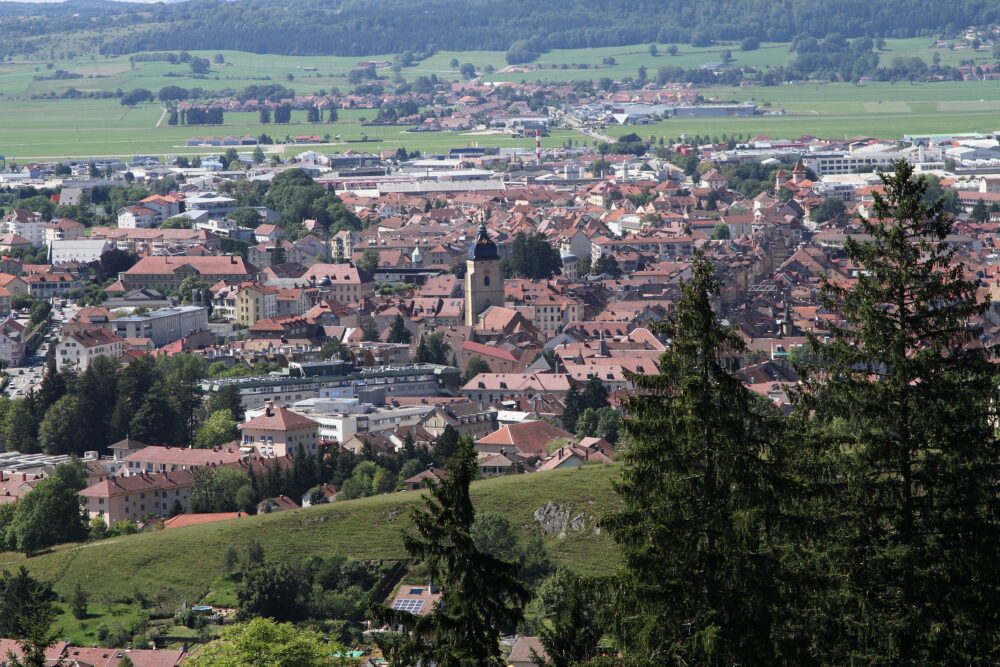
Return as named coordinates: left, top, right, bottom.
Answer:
left=601, top=80, right=1000, bottom=141
left=0, top=39, right=998, bottom=160
left=0, top=98, right=579, bottom=161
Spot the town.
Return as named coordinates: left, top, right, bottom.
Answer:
left=1, top=6, right=1000, bottom=666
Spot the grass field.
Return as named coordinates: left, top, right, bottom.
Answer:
left=598, top=80, right=1000, bottom=141
left=0, top=98, right=580, bottom=160
left=0, top=464, right=620, bottom=646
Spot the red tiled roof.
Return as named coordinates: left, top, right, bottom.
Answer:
left=475, top=421, right=573, bottom=458
left=240, top=405, right=319, bottom=431
left=162, top=512, right=245, bottom=530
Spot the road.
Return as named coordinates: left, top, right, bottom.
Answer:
left=5, top=302, right=81, bottom=398
left=551, top=106, right=615, bottom=144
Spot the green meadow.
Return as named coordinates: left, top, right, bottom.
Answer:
left=0, top=97, right=579, bottom=161
left=601, top=80, right=1000, bottom=141
left=0, top=464, right=620, bottom=647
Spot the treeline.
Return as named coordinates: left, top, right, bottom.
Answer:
left=0, top=354, right=235, bottom=457
left=3, top=0, right=1000, bottom=59
left=180, top=107, right=225, bottom=125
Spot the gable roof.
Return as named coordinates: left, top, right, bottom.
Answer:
left=239, top=405, right=319, bottom=431
left=475, top=421, right=573, bottom=458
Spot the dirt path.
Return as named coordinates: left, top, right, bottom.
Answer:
left=155, top=106, right=168, bottom=128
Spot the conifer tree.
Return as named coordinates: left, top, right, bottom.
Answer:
left=386, top=314, right=412, bottom=344
left=372, top=437, right=529, bottom=667
left=793, top=160, right=1000, bottom=663
left=532, top=574, right=605, bottom=667
left=602, top=253, right=785, bottom=665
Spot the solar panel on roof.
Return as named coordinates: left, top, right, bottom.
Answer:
left=391, top=599, right=424, bottom=614
left=409, top=587, right=424, bottom=595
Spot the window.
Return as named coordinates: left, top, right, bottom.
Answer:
left=483, top=275, right=490, bottom=286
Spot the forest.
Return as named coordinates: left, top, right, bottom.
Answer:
left=0, top=0, right=999, bottom=58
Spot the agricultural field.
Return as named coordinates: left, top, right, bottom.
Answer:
left=0, top=39, right=998, bottom=159
left=602, top=80, right=1000, bottom=141
left=0, top=97, right=578, bottom=161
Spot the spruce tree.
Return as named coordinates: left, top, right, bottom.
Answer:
left=372, top=437, right=529, bottom=667
left=532, top=574, right=605, bottom=667
left=793, top=160, right=1000, bottom=663
left=386, top=314, right=412, bottom=344
left=602, top=253, right=785, bottom=665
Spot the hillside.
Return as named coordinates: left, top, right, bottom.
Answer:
left=1, top=0, right=998, bottom=59
left=0, top=464, right=620, bottom=614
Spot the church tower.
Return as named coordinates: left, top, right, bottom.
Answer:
left=465, top=223, right=504, bottom=326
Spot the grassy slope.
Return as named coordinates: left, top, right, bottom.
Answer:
left=0, top=464, right=620, bottom=623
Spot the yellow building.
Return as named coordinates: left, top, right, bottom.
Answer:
left=234, top=282, right=278, bottom=326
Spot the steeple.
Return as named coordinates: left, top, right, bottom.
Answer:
left=791, top=159, right=806, bottom=184
left=465, top=222, right=503, bottom=326
left=469, top=222, right=499, bottom=260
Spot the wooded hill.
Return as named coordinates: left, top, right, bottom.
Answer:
left=0, top=0, right=998, bottom=58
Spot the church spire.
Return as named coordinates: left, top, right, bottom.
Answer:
left=469, top=222, right=499, bottom=260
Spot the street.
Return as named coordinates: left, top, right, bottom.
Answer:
left=5, top=302, right=81, bottom=398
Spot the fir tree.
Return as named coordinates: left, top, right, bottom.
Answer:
left=532, top=574, right=605, bottom=667
left=970, top=198, right=990, bottom=223
left=560, top=384, right=582, bottom=432
left=361, top=318, right=380, bottom=342
left=372, top=437, right=529, bottom=666
left=602, top=253, right=786, bottom=665
left=432, top=424, right=460, bottom=462
left=386, top=314, right=412, bottom=344
left=793, top=160, right=1000, bottom=663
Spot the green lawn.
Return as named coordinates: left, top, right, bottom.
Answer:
left=1, top=464, right=621, bottom=641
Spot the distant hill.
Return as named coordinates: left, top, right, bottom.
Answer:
left=0, top=464, right=620, bottom=612
left=0, top=0, right=997, bottom=58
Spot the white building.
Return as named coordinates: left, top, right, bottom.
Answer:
left=57, top=328, right=124, bottom=371
left=244, top=397, right=433, bottom=445
left=4, top=210, right=45, bottom=248
left=49, top=239, right=113, bottom=265
left=110, top=305, right=209, bottom=348
left=116, top=206, right=158, bottom=229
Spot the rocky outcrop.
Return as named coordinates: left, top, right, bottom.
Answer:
left=533, top=501, right=599, bottom=538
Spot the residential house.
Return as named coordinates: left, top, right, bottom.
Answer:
left=509, top=637, right=548, bottom=667
left=2, top=209, right=45, bottom=247
left=0, top=318, right=24, bottom=367
left=301, top=483, right=337, bottom=506
left=57, top=327, right=124, bottom=371
left=24, top=272, right=82, bottom=299
left=418, top=401, right=497, bottom=440
left=234, top=282, right=279, bottom=326
left=80, top=470, right=195, bottom=523
left=474, top=420, right=574, bottom=458
left=116, top=206, right=159, bottom=229
left=239, top=402, right=320, bottom=456
left=402, top=467, right=447, bottom=491
left=43, top=218, right=86, bottom=245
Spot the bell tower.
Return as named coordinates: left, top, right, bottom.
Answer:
left=465, top=223, right=504, bottom=326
